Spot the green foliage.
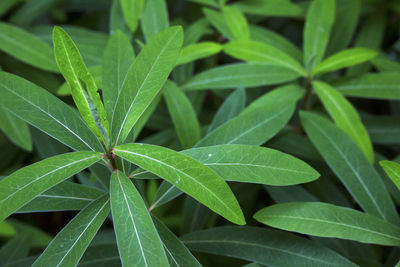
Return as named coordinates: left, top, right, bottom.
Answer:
left=1, top=0, right=400, bottom=266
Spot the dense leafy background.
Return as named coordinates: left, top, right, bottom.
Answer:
left=1, top=0, right=400, bottom=266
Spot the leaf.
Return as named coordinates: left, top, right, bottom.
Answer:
left=183, top=63, right=301, bottom=90
left=78, top=245, right=120, bottom=267
left=313, top=81, right=374, bottom=162
left=203, top=8, right=235, bottom=40
left=113, top=143, right=245, bottom=225
left=303, top=0, right=335, bottom=70
left=141, top=0, right=169, bottom=41
left=233, top=0, right=304, bottom=17
left=0, top=106, right=32, bottom=151
left=224, top=40, right=306, bottom=76
left=32, top=194, right=110, bottom=267
left=0, top=72, right=104, bottom=152
left=150, top=180, right=183, bottom=210
left=181, top=226, right=357, bottom=266
left=0, top=221, right=16, bottom=238
left=313, top=48, right=377, bottom=75
left=196, top=84, right=303, bottom=146
left=110, top=171, right=168, bottom=266
left=222, top=6, right=250, bottom=40
left=334, top=72, right=400, bottom=100
left=17, top=181, right=104, bottom=213
left=53, top=26, right=109, bottom=144
left=110, top=26, right=183, bottom=145
left=300, top=111, right=399, bottom=225
left=254, top=202, right=400, bottom=246
left=176, top=42, right=222, bottom=66
left=0, top=233, right=30, bottom=266
left=249, top=25, right=303, bottom=62
left=326, top=0, right=361, bottom=55
left=102, top=30, right=135, bottom=124
left=152, top=216, right=202, bottom=267
left=182, top=144, right=320, bottom=185
left=0, top=22, right=58, bottom=72
left=208, top=88, right=246, bottom=133
left=57, top=65, right=102, bottom=96
left=120, top=0, right=145, bottom=32
left=0, top=151, right=103, bottom=222
left=110, top=0, right=131, bottom=35
left=379, top=161, right=400, bottom=192
left=184, top=18, right=212, bottom=46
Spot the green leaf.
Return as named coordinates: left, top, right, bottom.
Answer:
left=203, top=8, right=235, bottom=40
left=313, top=81, right=374, bottom=162
left=102, top=30, right=135, bottom=124
left=0, top=151, right=102, bottom=222
left=53, top=26, right=109, bottom=144
left=233, top=0, right=304, bottom=17
left=110, top=26, right=183, bottom=145
left=196, top=84, right=303, bottom=146
left=0, top=221, right=16, bottom=238
left=254, top=202, right=400, bottom=246
left=0, top=72, right=104, bottom=152
left=303, top=0, right=335, bottom=70
left=313, top=48, right=377, bottom=75
left=78, top=245, right=119, bottom=267
left=181, top=226, right=357, bottom=266
left=176, top=42, right=222, bottom=66
left=249, top=25, right=302, bottom=62
left=18, top=181, right=104, bottom=213
left=300, top=111, right=399, bottom=224
left=141, top=0, right=169, bottom=41
left=326, top=0, right=361, bottom=55
left=32, top=194, right=110, bottom=267
left=164, top=81, right=201, bottom=149
left=222, top=6, right=250, bottom=40
left=334, top=72, right=400, bottom=100
left=183, top=18, right=212, bottom=46
left=208, top=88, right=246, bottom=133
left=364, top=115, right=400, bottom=144
left=120, top=0, right=145, bottom=32
left=0, top=0, right=20, bottom=17
left=57, top=65, right=102, bottom=96
left=183, top=63, right=301, bottom=91
left=0, top=106, right=32, bottom=151
left=153, top=216, right=202, bottom=267
left=224, top=40, right=306, bottom=76
left=110, top=171, right=168, bottom=266
left=379, top=161, right=400, bottom=192
left=114, top=143, right=245, bottom=225
left=0, top=22, right=58, bottom=72
left=182, top=145, right=320, bottom=185
left=0, top=233, right=30, bottom=266
left=150, top=181, right=183, bottom=210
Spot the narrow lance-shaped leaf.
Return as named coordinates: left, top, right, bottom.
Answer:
left=182, top=145, right=320, bottom=185
left=380, top=161, right=400, bottom=192
left=0, top=22, right=58, bottom=72
left=183, top=63, right=301, bottom=91
left=53, top=26, right=109, bottom=144
left=110, top=171, right=168, bottom=267
left=224, top=40, right=306, bottom=76
left=203, top=8, right=235, bottom=40
left=164, top=81, right=201, bottom=149
left=313, top=81, right=374, bottom=162
left=313, top=48, right=377, bottom=75
left=222, top=6, right=250, bottom=40
left=113, top=143, right=245, bottom=225
left=0, top=106, right=32, bottom=151
left=102, top=30, right=135, bottom=123
left=152, top=215, right=202, bottom=267
left=120, top=0, right=145, bottom=32
left=196, top=84, right=304, bottom=147
left=334, top=72, right=400, bottom=100
left=300, top=111, right=399, bottom=225
left=141, top=0, right=169, bottom=41
left=0, top=151, right=103, bottom=222
left=303, top=0, right=335, bottom=70
left=176, top=42, right=222, bottom=66
left=181, top=226, right=357, bottom=266
left=233, top=0, right=303, bottom=17
left=111, top=26, right=183, bottom=145
left=208, top=88, right=246, bottom=133
left=32, top=194, right=110, bottom=267
left=17, top=181, right=105, bottom=213
left=254, top=202, right=400, bottom=246
left=0, top=233, right=30, bottom=266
